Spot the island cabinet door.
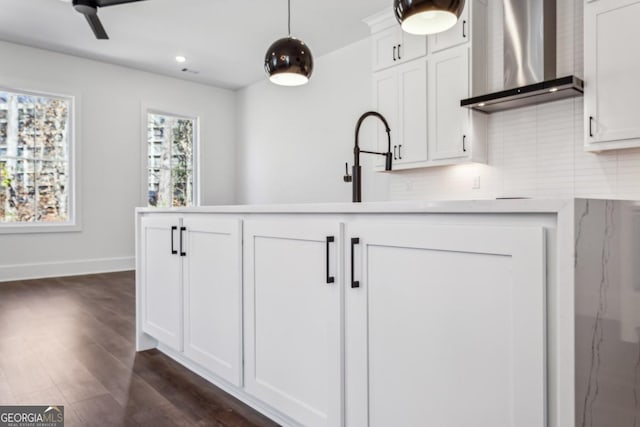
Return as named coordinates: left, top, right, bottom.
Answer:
left=244, top=220, right=343, bottom=427
left=345, top=223, right=546, bottom=427
left=182, top=216, right=243, bottom=387
left=140, top=214, right=183, bottom=352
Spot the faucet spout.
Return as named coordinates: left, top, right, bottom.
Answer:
left=349, top=111, right=392, bottom=203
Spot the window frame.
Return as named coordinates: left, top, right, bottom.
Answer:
left=142, top=106, right=201, bottom=208
left=0, top=86, right=79, bottom=234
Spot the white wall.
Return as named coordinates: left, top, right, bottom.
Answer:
left=236, top=38, right=388, bottom=204
left=236, top=0, right=640, bottom=204
left=0, top=40, right=236, bottom=281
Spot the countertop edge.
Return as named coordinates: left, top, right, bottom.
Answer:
left=135, top=199, right=578, bottom=215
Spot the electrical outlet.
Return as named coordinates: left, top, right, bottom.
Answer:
left=472, top=176, right=481, bottom=190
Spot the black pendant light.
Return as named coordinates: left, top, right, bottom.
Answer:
left=264, top=0, right=314, bottom=86
left=394, top=0, right=466, bottom=35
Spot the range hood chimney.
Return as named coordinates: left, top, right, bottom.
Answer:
left=461, top=0, right=583, bottom=114
left=504, top=0, right=556, bottom=89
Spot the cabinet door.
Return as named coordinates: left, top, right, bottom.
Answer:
left=372, top=26, right=427, bottom=72
left=140, top=215, right=183, bottom=352
left=429, top=46, right=470, bottom=161
left=372, top=26, right=400, bottom=71
left=244, top=220, right=343, bottom=427
left=398, top=31, right=428, bottom=64
left=374, top=60, right=428, bottom=168
left=373, top=68, right=399, bottom=168
left=585, top=0, right=640, bottom=150
left=397, top=59, right=428, bottom=166
left=429, top=1, right=470, bottom=52
left=345, top=223, right=546, bottom=427
left=182, top=216, right=242, bottom=386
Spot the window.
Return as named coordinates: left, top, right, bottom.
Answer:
left=147, top=112, right=197, bottom=207
left=0, top=90, right=73, bottom=226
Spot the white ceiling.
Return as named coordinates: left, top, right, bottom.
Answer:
left=0, top=0, right=391, bottom=89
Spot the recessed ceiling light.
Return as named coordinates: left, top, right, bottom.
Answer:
left=478, top=102, right=486, bottom=107
left=175, top=56, right=187, bottom=63
left=549, top=87, right=558, bottom=92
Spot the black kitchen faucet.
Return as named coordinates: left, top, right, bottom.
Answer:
left=344, top=111, right=392, bottom=203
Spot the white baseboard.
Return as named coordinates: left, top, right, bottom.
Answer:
left=0, top=256, right=135, bottom=282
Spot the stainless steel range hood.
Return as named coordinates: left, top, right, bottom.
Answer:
left=461, top=0, right=583, bottom=114
left=461, top=76, right=584, bottom=113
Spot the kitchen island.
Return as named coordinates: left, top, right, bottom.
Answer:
left=135, top=199, right=637, bottom=427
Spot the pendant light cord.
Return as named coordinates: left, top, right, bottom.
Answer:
left=288, top=0, right=291, bottom=36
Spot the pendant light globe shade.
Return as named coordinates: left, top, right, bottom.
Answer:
left=394, top=0, right=465, bottom=35
left=265, top=36, right=314, bottom=86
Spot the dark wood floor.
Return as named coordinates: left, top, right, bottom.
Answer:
left=0, top=271, right=279, bottom=427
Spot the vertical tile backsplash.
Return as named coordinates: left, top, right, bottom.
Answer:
left=388, top=0, right=640, bottom=202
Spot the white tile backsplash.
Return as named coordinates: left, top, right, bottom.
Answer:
left=388, top=0, right=640, bottom=201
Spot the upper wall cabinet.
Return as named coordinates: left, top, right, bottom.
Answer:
left=373, top=59, right=429, bottom=168
left=429, top=46, right=471, bottom=161
left=585, top=0, right=640, bottom=151
left=365, top=1, right=488, bottom=171
left=429, top=0, right=471, bottom=52
left=368, top=14, right=427, bottom=72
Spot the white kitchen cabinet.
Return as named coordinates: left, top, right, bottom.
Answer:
left=243, top=220, right=343, bottom=427
left=366, top=4, right=488, bottom=171
left=370, top=22, right=427, bottom=72
left=373, top=67, right=398, bottom=169
left=139, top=214, right=243, bottom=386
left=427, top=0, right=490, bottom=164
left=140, top=214, right=183, bottom=352
left=429, top=0, right=471, bottom=52
left=373, top=58, right=428, bottom=168
left=429, top=45, right=475, bottom=161
left=345, top=222, right=546, bottom=427
left=584, top=0, right=640, bottom=151
left=137, top=200, right=606, bottom=427
left=182, top=216, right=243, bottom=387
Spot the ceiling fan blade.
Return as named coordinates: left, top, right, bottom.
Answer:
left=84, top=12, right=109, bottom=39
left=96, top=0, right=145, bottom=7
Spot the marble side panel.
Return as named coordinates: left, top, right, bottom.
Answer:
left=575, top=199, right=640, bottom=427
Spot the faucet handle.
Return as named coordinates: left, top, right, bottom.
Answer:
left=343, top=162, right=352, bottom=183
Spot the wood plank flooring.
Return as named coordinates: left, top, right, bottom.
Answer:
left=0, top=271, right=280, bottom=427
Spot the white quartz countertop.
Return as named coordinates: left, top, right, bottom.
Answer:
left=136, top=199, right=575, bottom=215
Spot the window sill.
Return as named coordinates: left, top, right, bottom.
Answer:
left=0, top=222, right=82, bottom=235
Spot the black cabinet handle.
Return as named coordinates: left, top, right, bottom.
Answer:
left=393, top=145, right=398, bottom=160
left=398, top=144, right=403, bottom=159
left=463, top=135, right=467, bottom=152
left=589, top=116, right=594, bottom=137
left=393, top=45, right=397, bottom=61
left=170, top=226, right=178, bottom=255
left=326, top=236, right=335, bottom=284
left=463, top=20, right=467, bottom=38
left=397, top=44, right=402, bottom=60
left=179, top=226, right=186, bottom=257
left=351, top=238, right=360, bottom=289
